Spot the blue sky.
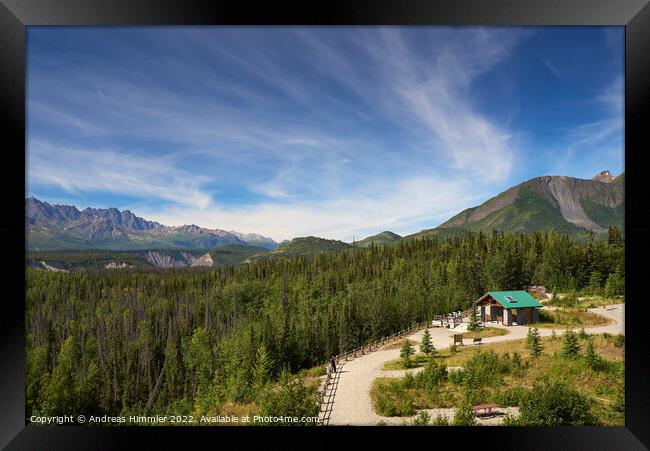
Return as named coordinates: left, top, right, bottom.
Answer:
left=27, top=27, right=624, bottom=242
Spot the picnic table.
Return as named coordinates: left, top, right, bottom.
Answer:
left=472, top=403, right=500, bottom=418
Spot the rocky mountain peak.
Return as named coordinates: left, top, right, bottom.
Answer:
left=592, top=170, right=614, bottom=183
left=175, top=224, right=205, bottom=235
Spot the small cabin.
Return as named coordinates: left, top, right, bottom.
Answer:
left=475, top=291, right=543, bottom=326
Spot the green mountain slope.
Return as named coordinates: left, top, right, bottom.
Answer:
left=356, top=231, right=401, bottom=248
left=405, top=174, right=624, bottom=241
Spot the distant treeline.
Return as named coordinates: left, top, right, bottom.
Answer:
left=25, top=228, right=624, bottom=420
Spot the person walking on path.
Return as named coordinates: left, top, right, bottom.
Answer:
left=330, top=356, right=337, bottom=373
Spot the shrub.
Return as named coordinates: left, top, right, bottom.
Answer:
left=538, top=309, right=556, bottom=323
left=578, top=327, right=588, bottom=340
left=373, top=380, right=415, bottom=417
left=412, top=410, right=430, bottom=426
left=613, top=335, right=625, bottom=348
left=373, top=389, right=397, bottom=417
left=509, top=352, right=525, bottom=376
left=462, top=387, right=487, bottom=406
left=414, top=361, right=447, bottom=393
left=514, top=381, right=597, bottom=425
left=402, top=372, right=415, bottom=389
left=394, top=393, right=415, bottom=416
left=453, top=402, right=476, bottom=426
left=454, top=350, right=517, bottom=388
left=256, top=370, right=318, bottom=425
left=431, top=414, right=450, bottom=426
left=447, top=368, right=463, bottom=385
left=613, top=367, right=625, bottom=413
left=502, top=413, right=519, bottom=425
left=495, top=386, right=527, bottom=407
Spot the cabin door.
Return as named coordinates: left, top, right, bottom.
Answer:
left=526, top=308, right=533, bottom=324
left=495, top=306, right=503, bottom=324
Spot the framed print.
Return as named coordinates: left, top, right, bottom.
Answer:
left=1, top=0, right=649, bottom=449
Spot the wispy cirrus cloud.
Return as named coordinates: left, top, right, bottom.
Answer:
left=27, top=27, right=623, bottom=241
left=542, top=57, right=562, bottom=79
left=28, top=141, right=213, bottom=210
left=137, top=176, right=482, bottom=241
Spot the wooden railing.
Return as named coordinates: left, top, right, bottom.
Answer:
left=316, top=320, right=431, bottom=425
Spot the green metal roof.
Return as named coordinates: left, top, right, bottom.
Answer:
left=482, top=291, right=543, bottom=309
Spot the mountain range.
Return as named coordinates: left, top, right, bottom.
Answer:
left=26, top=171, right=624, bottom=257
left=26, top=197, right=277, bottom=251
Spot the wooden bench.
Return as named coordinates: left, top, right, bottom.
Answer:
left=472, top=403, right=500, bottom=418
left=472, top=337, right=482, bottom=345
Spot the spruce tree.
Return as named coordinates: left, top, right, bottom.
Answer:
left=526, top=327, right=543, bottom=357
left=584, top=338, right=599, bottom=370
left=561, top=329, right=580, bottom=358
left=253, top=344, right=274, bottom=393
left=400, top=340, right=415, bottom=368
left=468, top=306, right=481, bottom=332
left=420, top=329, right=434, bottom=358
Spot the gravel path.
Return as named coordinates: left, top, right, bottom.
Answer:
left=326, top=304, right=624, bottom=426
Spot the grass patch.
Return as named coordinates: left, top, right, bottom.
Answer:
left=461, top=327, right=509, bottom=339
left=547, top=295, right=624, bottom=309
left=370, top=334, right=624, bottom=425
left=382, top=354, right=431, bottom=371
left=533, top=308, right=612, bottom=329
left=381, top=339, right=417, bottom=351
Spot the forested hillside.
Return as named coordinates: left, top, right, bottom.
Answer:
left=271, top=236, right=351, bottom=255
left=25, top=229, right=624, bottom=421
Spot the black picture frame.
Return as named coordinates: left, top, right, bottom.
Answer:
left=1, top=0, right=649, bottom=449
